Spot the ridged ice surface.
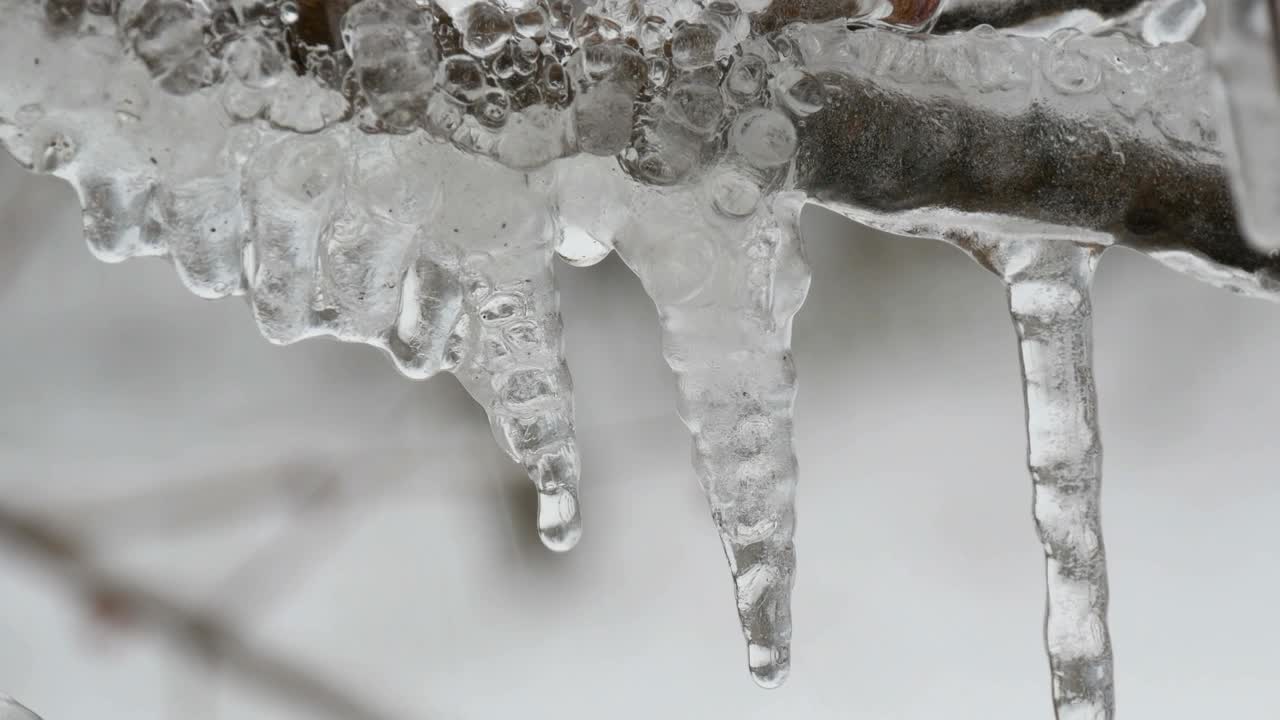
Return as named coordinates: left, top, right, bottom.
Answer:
left=1, top=0, right=1278, bottom=710
left=972, top=237, right=1113, bottom=719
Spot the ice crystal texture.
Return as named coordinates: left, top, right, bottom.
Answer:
left=1, top=0, right=1277, bottom=712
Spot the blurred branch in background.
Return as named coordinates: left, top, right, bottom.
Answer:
left=0, top=696, right=43, bottom=720
left=0, top=495, right=408, bottom=720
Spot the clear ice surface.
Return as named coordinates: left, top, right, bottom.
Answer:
left=968, top=237, right=1113, bottom=720
left=1, top=0, right=1278, bottom=710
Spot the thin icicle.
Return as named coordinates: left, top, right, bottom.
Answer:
left=427, top=154, right=584, bottom=552
left=602, top=184, right=811, bottom=687
left=980, top=238, right=1114, bottom=720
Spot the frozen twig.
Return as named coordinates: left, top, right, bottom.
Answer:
left=0, top=502, right=406, bottom=720
left=0, top=696, right=42, bottom=720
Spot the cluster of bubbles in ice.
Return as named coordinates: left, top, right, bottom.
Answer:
left=1, top=0, right=1276, bottom=712
left=0, top=0, right=849, bottom=688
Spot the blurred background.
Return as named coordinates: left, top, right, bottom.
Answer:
left=1, top=151, right=1277, bottom=719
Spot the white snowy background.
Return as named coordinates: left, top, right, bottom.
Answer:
left=1, top=153, right=1277, bottom=719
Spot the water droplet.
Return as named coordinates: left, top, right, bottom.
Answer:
left=711, top=169, right=761, bottom=217
left=667, top=80, right=724, bottom=134
left=571, top=12, right=620, bottom=44
left=545, top=0, right=572, bottom=38
left=671, top=22, right=719, bottom=69
left=502, top=319, right=543, bottom=347
left=730, top=108, right=797, bottom=169
left=34, top=131, right=76, bottom=172
left=639, top=14, right=667, bottom=51
left=442, top=54, right=488, bottom=103
left=512, top=6, right=545, bottom=37
left=725, top=54, right=766, bottom=103
left=425, top=92, right=466, bottom=134
left=748, top=642, right=790, bottom=689
left=582, top=42, right=621, bottom=79
left=576, top=82, right=636, bottom=155
left=476, top=88, right=510, bottom=127
left=541, top=57, right=568, bottom=102
left=600, top=0, right=643, bottom=29
left=479, top=291, right=525, bottom=322
left=536, top=487, right=581, bottom=551
left=557, top=225, right=612, bottom=266
left=647, top=56, right=671, bottom=87
left=1042, top=28, right=1102, bottom=95
left=775, top=69, right=826, bottom=117
left=462, top=2, right=513, bottom=58
left=279, top=0, right=299, bottom=24
left=972, top=22, right=998, bottom=38
left=492, top=46, right=517, bottom=78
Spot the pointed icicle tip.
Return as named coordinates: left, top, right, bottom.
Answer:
left=728, top=535, right=797, bottom=690
left=525, top=439, right=583, bottom=552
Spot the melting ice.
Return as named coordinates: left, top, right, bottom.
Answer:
left=1, top=0, right=1278, bottom=711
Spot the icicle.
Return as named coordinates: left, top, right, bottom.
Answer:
left=420, top=152, right=583, bottom=552
left=606, top=184, right=811, bottom=687
left=674, top=195, right=807, bottom=689
left=970, top=237, right=1114, bottom=719
left=242, top=132, right=342, bottom=344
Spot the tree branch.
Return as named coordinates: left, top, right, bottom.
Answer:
left=0, top=502, right=406, bottom=720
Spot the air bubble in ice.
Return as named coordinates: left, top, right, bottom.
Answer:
left=671, top=22, right=720, bottom=69
left=730, top=108, right=796, bottom=168
left=462, top=2, right=514, bottom=58
left=774, top=69, right=826, bottom=117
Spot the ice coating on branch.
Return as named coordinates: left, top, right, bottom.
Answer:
left=789, top=22, right=1280, bottom=296
left=936, top=0, right=1204, bottom=42
left=3, top=0, right=1280, bottom=705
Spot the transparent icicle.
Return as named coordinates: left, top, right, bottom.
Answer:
left=969, top=237, right=1114, bottom=720
left=436, top=157, right=583, bottom=552
left=609, top=184, right=810, bottom=687
left=1012, top=245, right=1112, bottom=720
